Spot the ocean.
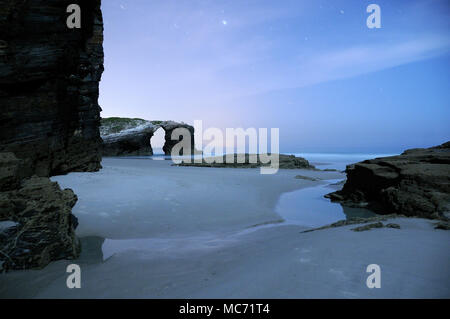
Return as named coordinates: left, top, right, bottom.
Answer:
left=289, top=152, right=398, bottom=171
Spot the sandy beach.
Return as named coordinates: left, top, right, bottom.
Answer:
left=0, top=158, right=449, bottom=298
left=2, top=0, right=450, bottom=306
left=51, top=157, right=344, bottom=238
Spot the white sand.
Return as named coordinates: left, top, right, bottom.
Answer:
left=0, top=158, right=449, bottom=298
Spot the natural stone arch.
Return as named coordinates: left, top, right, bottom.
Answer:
left=100, top=118, right=196, bottom=156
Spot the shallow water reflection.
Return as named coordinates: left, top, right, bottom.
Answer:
left=80, top=180, right=376, bottom=263
left=275, top=180, right=375, bottom=228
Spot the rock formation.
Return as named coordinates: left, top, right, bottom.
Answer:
left=0, top=156, right=80, bottom=270
left=176, top=154, right=315, bottom=169
left=0, top=0, right=104, bottom=176
left=101, top=117, right=196, bottom=156
left=160, top=121, right=196, bottom=156
left=326, top=142, right=450, bottom=219
left=0, top=0, right=104, bottom=270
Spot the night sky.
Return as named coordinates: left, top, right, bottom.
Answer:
left=99, top=0, right=450, bottom=153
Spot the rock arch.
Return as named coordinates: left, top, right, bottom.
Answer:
left=101, top=118, right=195, bottom=156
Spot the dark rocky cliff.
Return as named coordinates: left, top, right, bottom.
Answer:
left=326, top=142, right=450, bottom=219
left=0, top=0, right=104, bottom=176
left=0, top=0, right=104, bottom=270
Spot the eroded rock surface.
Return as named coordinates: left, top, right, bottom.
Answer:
left=176, top=154, right=314, bottom=169
left=101, top=117, right=195, bottom=156
left=301, top=214, right=406, bottom=233
left=326, top=142, right=450, bottom=219
left=0, top=153, right=80, bottom=271
left=0, top=0, right=104, bottom=176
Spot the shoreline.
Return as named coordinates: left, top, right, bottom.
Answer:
left=50, top=158, right=344, bottom=239
left=1, top=157, right=448, bottom=298
left=1, top=217, right=448, bottom=298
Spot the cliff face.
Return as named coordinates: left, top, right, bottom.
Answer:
left=326, top=142, right=450, bottom=219
left=0, top=0, right=104, bottom=176
left=0, top=0, right=104, bottom=270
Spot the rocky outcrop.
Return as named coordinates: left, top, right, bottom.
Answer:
left=160, top=121, right=196, bottom=156
left=101, top=118, right=157, bottom=156
left=0, top=0, right=104, bottom=176
left=295, top=175, right=319, bottom=181
left=0, top=173, right=80, bottom=271
left=0, top=153, right=80, bottom=271
left=176, top=154, right=314, bottom=169
left=326, top=142, right=450, bottom=219
left=101, top=117, right=196, bottom=156
left=0, top=1, right=104, bottom=270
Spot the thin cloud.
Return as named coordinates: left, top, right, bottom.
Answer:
left=289, top=34, right=450, bottom=90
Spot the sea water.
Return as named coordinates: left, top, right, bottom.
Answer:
left=289, top=152, right=397, bottom=171
left=274, top=152, right=395, bottom=227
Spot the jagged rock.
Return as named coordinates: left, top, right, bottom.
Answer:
left=385, top=223, right=401, bottom=229
left=0, top=0, right=104, bottom=176
left=295, top=175, right=318, bottom=181
left=434, top=221, right=450, bottom=230
left=301, top=214, right=406, bottom=233
left=101, top=117, right=196, bottom=156
left=279, top=155, right=314, bottom=169
left=0, top=176, right=80, bottom=271
left=351, top=222, right=384, bottom=232
left=325, top=142, right=450, bottom=219
left=176, top=154, right=314, bottom=169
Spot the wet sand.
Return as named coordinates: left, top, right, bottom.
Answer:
left=0, top=158, right=448, bottom=298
